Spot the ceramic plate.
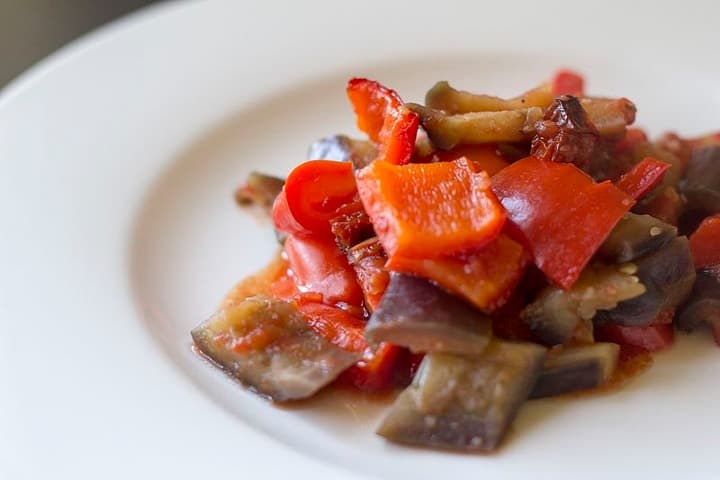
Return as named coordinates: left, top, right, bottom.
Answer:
left=2, top=1, right=720, bottom=478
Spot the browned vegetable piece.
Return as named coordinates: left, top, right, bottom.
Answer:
left=234, top=172, right=285, bottom=212
left=365, top=273, right=493, bottom=354
left=425, top=81, right=554, bottom=113
left=192, top=296, right=361, bottom=402
left=522, top=263, right=645, bottom=346
left=680, top=145, right=720, bottom=214
left=529, top=343, right=619, bottom=399
left=376, top=341, right=546, bottom=451
left=595, top=237, right=696, bottom=326
left=407, top=103, right=543, bottom=150
left=409, top=97, right=635, bottom=151
left=346, top=237, right=389, bottom=312
left=599, top=213, right=677, bottom=263
left=307, top=134, right=377, bottom=169
left=530, top=95, right=599, bottom=168
left=676, top=269, right=720, bottom=333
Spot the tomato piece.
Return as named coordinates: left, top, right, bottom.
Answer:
left=551, top=70, right=584, bottom=96
left=386, top=234, right=529, bottom=312
left=595, top=324, right=674, bottom=352
left=689, top=215, right=720, bottom=269
left=347, top=78, right=419, bottom=165
left=278, top=160, right=357, bottom=237
left=336, top=343, right=404, bottom=392
left=356, top=158, right=506, bottom=259
left=420, top=145, right=510, bottom=176
left=615, top=157, right=671, bottom=200
left=492, top=156, right=634, bottom=289
left=284, top=235, right=363, bottom=306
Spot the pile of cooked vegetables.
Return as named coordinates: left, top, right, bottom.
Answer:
left=193, top=71, right=720, bottom=452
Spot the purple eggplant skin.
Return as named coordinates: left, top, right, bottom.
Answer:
left=676, top=269, right=720, bottom=332
left=191, top=296, right=361, bottom=402
left=365, top=273, right=493, bottom=354
left=595, top=236, right=696, bottom=327
left=376, top=341, right=546, bottom=452
left=307, top=134, right=377, bottom=169
left=598, top=213, right=677, bottom=263
left=680, top=145, right=720, bottom=214
left=529, top=343, right=619, bottom=399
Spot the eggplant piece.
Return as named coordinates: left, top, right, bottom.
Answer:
left=425, top=80, right=554, bottom=113
left=522, top=263, right=645, bottom=346
left=307, top=134, right=377, bottom=169
left=676, top=269, right=720, bottom=332
left=599, top=213, right=677, bottom=263
left=529, top=343, right=619, bottom=399
left=376, top=341, right=546, bottom=451
left=365, top=273, right=492, bottom=354
left=595, top=236, right=696, bottom=326
left=234, top=172, right=285, bottom=212
left=681, top=145, right=720, bottom=214
left=191, top=296, right=361, bottom=402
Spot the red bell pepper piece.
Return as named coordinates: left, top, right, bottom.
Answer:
left=551, top=70, right=584, bottom=96
left=386, top=234, right=529, bottom=312
left=419, top=144, right=510, bottom=176
left=636, top=186, right=683, bottom=226
left=689, top=214, right=720, bottom=269
left=492, top=156, right=635, bottom=289
left=356, top=158, right=506, bottom=259
left=283, top=234, right=363, bottom=306
left=595, top=323, right=674, bottom=352
left=615, top=157, right=671, bottom=200
left=614, top=128, right=649, bottom=155
left=274, top=160, right=358, bottom=238
left=337, top=343, right=404, bottom=392
left=347, top=78, right=419, bottom=165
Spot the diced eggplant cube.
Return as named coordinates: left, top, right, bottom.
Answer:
left=376, top=341, right=546, bottom=451
left=595, top=236, right=696, bottom=326
left=192, top=296, right=361, bottom=402
left=677, top=269, right=720, bottom=332
left=365, top=273, right=492, bottom=354
left=530, top=343, right=619, bottom=399
left=681, top=145, right=720, bottom=214
left=234, top=172, right=285, bottom=211
left=307, top=134, right=377, bottom=169
left=599, top=213, right=676, bottom=263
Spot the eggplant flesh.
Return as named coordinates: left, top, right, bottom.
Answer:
left=676, top=270, right=720, bottom=332
left=595, top=236, right=696, bottom=326
left=680, top=145, right=720, bottom=214
left=522, top=263, right=645, bottom=346
left=307, top=134, right=377, bottom=169
left=599, top=213, right=677, bottom=263
left=365, top=273, right=493, bottom=354
left=376, top=341, right=546, bottom=451
left=234, top=172, right=285, bottom=212
left=530, top=343, right=619, bottom=399
left=191, top=296, right=361, bottom=402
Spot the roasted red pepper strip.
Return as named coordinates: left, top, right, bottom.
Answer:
left=492, top=156, right=634, bottom=289
left=551, top=70, right=584, bottom=96
left=386, top=234, right=529, bottom=312
left=689, top=214, right=720, bottom=269
left=614, top=128, right=649, bottom=155
left=419, top=144, right=510, bottom=176
left=275, top=160, right=358, bottom=238
left=356, top=158, right=506, bottom=259
left=615, top=157, right=671, bottom=200
left=347, top=78, right=419, bottom=165
left=284, top=234, right=363, bottom=306
left=337, top=343, right=404, bottom=392
left=595, top=324, right=674, bottom=352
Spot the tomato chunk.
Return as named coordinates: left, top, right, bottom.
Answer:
left=615, top=157, right=671, bottom=200
left=356, top=158, right=506, bottom=259
left=689, top=215, right=720, bottom=269
left=276, top=160, right=358, bottom=237
left=492, top=156, right=634, bottom=289
left=386, top=234, right=529, bottom=312
left=284, top=235, right=363, bottom=306
left=551, top=70, right=584, bottom=96
left=595, top=324, right=674, bottom=352
left=347, top=78, right=419, bottom=166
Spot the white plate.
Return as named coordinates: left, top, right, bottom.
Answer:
left=2, top=1, right=720, bottom=478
